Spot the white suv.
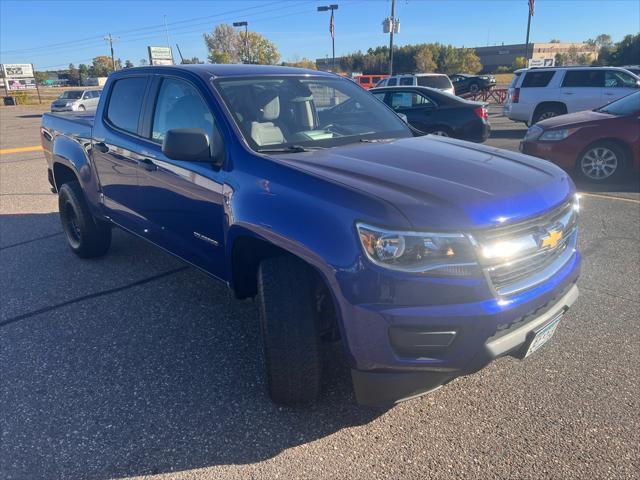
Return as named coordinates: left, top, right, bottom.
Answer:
left=503, top=66, right=640, bottom=125
left=376, top=73, right=455, bottom=95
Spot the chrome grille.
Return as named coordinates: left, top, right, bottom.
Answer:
left=473, top=200, right=578, bottom=296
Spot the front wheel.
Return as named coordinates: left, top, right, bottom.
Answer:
left=78, top=105, right=86, bottom=111
left=257, top=256, right=322, bottom=405
left=58, top=181, right=111, bottom=258
left=577, top=141, right=627, bottom=183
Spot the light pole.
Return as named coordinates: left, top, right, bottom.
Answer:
left=233, top=21, right=249, bottom=63
left=317, top=4, right=338, bottom=71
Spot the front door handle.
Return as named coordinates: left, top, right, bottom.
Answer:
left=138, top=158, right=157, bottom=172
left=94, top=141, right=109, bottom=153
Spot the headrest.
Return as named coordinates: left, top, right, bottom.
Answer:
left=255, top=89, right=280, bottom=121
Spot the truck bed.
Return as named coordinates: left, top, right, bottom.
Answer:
left=41, top=111, right=95, bottom=140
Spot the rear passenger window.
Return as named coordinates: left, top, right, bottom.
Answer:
left=388, top=77, right=398, bottom=86
left=400, top=77, right=413, bottom=86
left=561, top=70, right=604, bottom=88
left=521, top=71, right=555, bottom=88
left=605, top=70, right=637, bottom=88
left=106, top=77, right=147, bottom=134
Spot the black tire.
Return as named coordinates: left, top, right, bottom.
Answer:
left=78, top=105, right=86, bottom=111
left=428, top=126, right=453, bottom=138
left=576, top=140, right=628, bottom=183
left=58, top=181, right=111, bottom=258
left=257, top=255, right=321, bottom=405
left=469, top=82, right=480, bottom=93
left=532, top=105, right=565, bottom=124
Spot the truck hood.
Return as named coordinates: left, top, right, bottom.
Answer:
left=274, top=136, right=574, bottom=230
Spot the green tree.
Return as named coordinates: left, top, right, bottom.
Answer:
left=139, top=58, right=148, bottom=66
left=282, top=57, right=317, bottom=69
left=611, top=34, right=640, bottom=66
left=512, top=56, right=527, bottom=70
left=181, top=57, right=204, bottom=64
left=78, top=64, right=89, bottom=85
left=550, top=38, right=561, bottom=43
left=458, top=48, right=482, bottom=73
left=67, top=63, right=80, bottom=85
left=414, top=46, right=437, bottom=72
left=123, top=59, right=134, bottom=68
left=89, top=55, right=116, bottom=76
left=204, top=24, right=241, bottom=63
left=241, top=30, right=280, bottom=64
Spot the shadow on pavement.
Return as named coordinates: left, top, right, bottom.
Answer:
left=573, top=174, right=640, bottom=194
left=488, top=129, right=525, bottom=140
left=0, top=213, right=386, bottom=480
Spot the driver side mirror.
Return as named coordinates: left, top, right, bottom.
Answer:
left=397, top=112, right=409, bottom=124
left=162, top=129, right=212, bottom=162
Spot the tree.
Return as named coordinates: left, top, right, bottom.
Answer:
left=123, top=59, right=134, bottom=68
left=550, top=38, right=561, bottom=43
left=414, top=46, right=437, bottom=72
left=181, top=57, right=204, bottom=64
left=139, top=58, right=148, bottom=66
left=457, top=48, right=482, bottom=73
left=89, top=55, right=116, bottom=76
left=78, top=64, right=89, bottom=85
left=512, top=56, right=527, bottom=70
left=282, top=57, right=317, bottom=69
left=204, top=23, right=241, bottom=63
left=204, top=23, right=280, bottom=65
left=67, top=63, right=80, bottom=85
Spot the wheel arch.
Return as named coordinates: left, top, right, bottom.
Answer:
left=531, top=101, right=567, bottom=124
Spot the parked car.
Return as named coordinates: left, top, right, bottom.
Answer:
left=375, top=73, right=455, bottom=95
left=354, top=74, right=389, bottom=90
left=521, top=91, right=640, bottom=183
left=370, top=85, right=490, bottom=142
left=41, top=64, right=580, bottom=406
left=503, top=66, right=640, bottom=125
left=50, top=89, right=101, bottom=112
left=449, top=73, right=496, bottom=94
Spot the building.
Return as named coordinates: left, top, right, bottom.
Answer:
left=473, top=42, right=598, bottom=73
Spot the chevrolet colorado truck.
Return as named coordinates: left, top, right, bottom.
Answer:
left=41, top=65, right=581, bottom=406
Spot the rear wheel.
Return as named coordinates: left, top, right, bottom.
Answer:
left=469, top=82, right=480, bottom=93
left=58, top=181, right=111, bottom=258
left=532, top=105, right=565, bottom=124
left=429, top=127, right=452, bottom=137
left=78, top=104, right=86, bottom=111
left=577, top=141, right=627, bottom=183
left=257, top=256, right=322, bottom=405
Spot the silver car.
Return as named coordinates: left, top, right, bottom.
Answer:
left=51, top=89, right=101, bottom=112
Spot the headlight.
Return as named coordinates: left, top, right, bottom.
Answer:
left=356, top=223, right=478, bottom=275
left=539, top=128, right=579, bottom=141
left=524, top=125, right=543, bottom=141
left=65, top=102, right=74, bottom=107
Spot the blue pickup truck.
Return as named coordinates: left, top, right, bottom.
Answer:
left=41, top=65, right=581, bottom=406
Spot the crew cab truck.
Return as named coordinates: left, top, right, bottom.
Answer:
left=41, top=65, right=581, bottom=406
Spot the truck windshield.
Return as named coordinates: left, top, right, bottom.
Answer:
left=596, top=91, right=640, bottom=116
left=214, top=75, right=411, bottom=152
left=59, top=91, right=83, bottom=99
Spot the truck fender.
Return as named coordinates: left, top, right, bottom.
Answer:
left=51, top=136, right=101, bottom=211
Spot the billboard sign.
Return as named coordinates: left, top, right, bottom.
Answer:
left=148, top=46, right=174, bottom=66
left=528, top=58, right=555, bottom=68
left=6, top=78, right=37, bottom=90
left=1, top=63, right=34, bottom=78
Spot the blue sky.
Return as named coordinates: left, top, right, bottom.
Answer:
left=1, top=0, right=638, bottom=70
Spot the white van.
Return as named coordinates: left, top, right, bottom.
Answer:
left=503, top=66, right=640, bottom=125
left=376, top=73, right=455, bottom=95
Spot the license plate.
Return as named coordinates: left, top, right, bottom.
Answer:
left=524, top=313, right=563, bottom=358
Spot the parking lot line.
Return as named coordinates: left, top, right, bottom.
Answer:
left=581, top=192, right=640, bottom=204
left=0, top=145, right=43, bottom=155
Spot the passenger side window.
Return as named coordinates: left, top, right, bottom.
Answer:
left=388, top=77, right=398, bottom=86
left=561, top=70, right=604, bottom=88
left=400, top=77, right=413, bottom=86
left=388, top=91, right=434, bottom=109
left=605, top=71, right=637, bottom=88
left=151, top=77, right=214, bottom=143
left=521, top=71, right=555, bottom=88
left=106, top=77, right=148, bottom=134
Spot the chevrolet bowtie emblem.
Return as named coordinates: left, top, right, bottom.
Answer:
left=540, top=229, right=563, bottom=249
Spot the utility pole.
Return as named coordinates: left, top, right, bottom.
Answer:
left=317, top=5, right=338, bottom=71
left=233, top=21, right=249, bottom=63
left=103, top=33, right=118, bottom=71
left=163, top=15, right=174, bottom=63
left=524, top=0, right=534, bottom=64
left=389, top=0, right=396, bottom=76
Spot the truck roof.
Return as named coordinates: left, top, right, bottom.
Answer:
left=113, top=63, right=334, bottom=79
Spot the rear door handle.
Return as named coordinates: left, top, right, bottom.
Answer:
left=138, top=158, right=157, bottom=172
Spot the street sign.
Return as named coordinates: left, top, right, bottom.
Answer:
left=148, top=46, right=174, bottom=65
left=1, top=63, right=34, bottom=78
left=528, top=58, right=555, bottom=68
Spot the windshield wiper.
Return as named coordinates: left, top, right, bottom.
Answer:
left=257, top=144, right=325, bottom=154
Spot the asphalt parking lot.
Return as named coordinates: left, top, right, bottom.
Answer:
left=1, top=104, right=639, bottom=480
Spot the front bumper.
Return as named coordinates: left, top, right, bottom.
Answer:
left=352, top=283, right=579, bottom=406
left=520, top=140, right=578, bottom=170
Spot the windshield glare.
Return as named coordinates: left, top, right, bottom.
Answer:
left=59, top=91, right=82, bottom=99
left=214, top=76, right=411, bottom=151
left=597, top=91, right=640, bottom=116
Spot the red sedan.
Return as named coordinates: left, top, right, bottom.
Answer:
left=521, top=91, right=640, bottom=183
